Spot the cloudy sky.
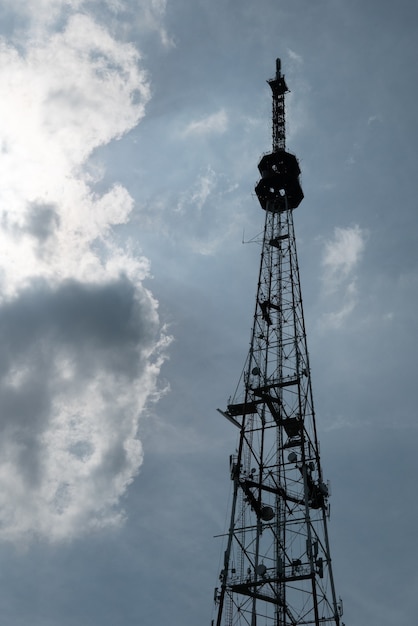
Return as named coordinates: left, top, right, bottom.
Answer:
left=0, top=0, right=416, bottom=624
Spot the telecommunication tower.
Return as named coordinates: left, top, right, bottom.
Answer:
left=212, top=59, right=344, bottom=626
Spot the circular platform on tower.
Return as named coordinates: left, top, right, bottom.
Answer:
left=255, top=151, right=304, bottom=211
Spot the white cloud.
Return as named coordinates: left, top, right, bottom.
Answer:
left=367, top=114, right=382, bottom=125
left=182, top=109, right=228, bottom=137
left=319, top=225, right=367, bottom=328
left=145, top=0, right=174, bottom=48
left=2, top=0, right=174, bottom=48
left=320, top=281, right=358, bottom=329
left=321, top=224, right=366, bottom=290
left=176, top=166, right=217, bottom=214
left=0, top=13, right=151, bottom=294
left=287, top=48, right=303, bottom=64
left=0, top=8, right=169, bottom=542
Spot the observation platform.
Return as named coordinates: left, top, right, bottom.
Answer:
left=255, top=150, right=304, bottom=211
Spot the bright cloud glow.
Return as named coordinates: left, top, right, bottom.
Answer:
left=145, top=0, right=174, bottom=47
left=0, top=8, right=169, bottom=542
left=182, top=109, right=228, bottom=137
left=322, top=224, right=366, bottom=290
left=176, top=166, right=217, bottom=214
left=287, top=48, right=303, bottom=64
left=320, top=225, right=367, bottom=328
left=0, top=12, right=151, bottom=294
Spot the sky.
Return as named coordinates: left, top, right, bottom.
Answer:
left=0, top=0, right=416, bottom=624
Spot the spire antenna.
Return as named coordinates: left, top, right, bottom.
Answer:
left=268, top=57, right=288, bottom=152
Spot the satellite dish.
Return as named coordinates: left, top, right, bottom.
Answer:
left=288, top=452, right=297, bottom=463
left=256, top=564, right=267, bottom=577
left=260, top=506, right=275, bottom=521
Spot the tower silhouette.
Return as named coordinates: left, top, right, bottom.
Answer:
left=213, top=59, right=344, bottom=626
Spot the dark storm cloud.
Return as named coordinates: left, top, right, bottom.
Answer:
left=0, top=273, right=163, bottom=540
left=0, top=275, right=153, bottom=359
left=0, top=274, right=157, bottom=392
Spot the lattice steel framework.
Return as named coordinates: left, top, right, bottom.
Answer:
left=212, top=59, right=344, bottom=626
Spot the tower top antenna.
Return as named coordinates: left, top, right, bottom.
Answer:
left=255, top=60, right=303, bottom=211
left=267, top=57, right=288, bottom=152
left=268, top=58, right=288, bottom=93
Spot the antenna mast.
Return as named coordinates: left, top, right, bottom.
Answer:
left=212, top=59, right=344, bottom=626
